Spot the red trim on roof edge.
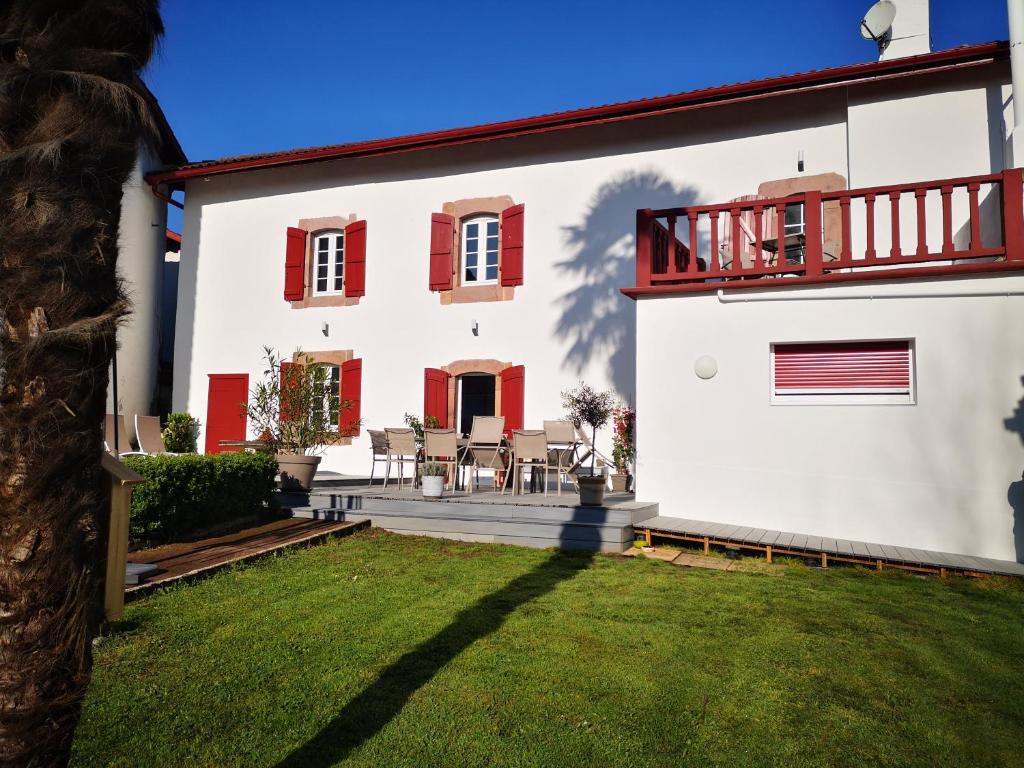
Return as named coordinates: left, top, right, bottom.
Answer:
left=147, top=42, right=1006, bottom=186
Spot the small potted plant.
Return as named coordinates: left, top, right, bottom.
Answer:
left=421, top=462, right=446, bottom=498
left=610, top=405, right=635, bottom=492
left=245, top=347, right=354, bottom=491
left=561, top=381, right=616, bottom=506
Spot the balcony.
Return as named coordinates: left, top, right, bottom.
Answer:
left=623, top=169, right=1024, bottom=297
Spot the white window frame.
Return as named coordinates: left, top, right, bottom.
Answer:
left=312, top=231, right=345, bottom=296
left=311, top=363, right=341, bottom=430
left=769, top=339, right=916, bottom=406
left=461, top=216, right=499, bottom=286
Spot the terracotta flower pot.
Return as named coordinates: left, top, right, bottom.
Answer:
left=610, top=473, right=630, bottom=492
left=577, top=475, right=607, bottom=507
left=276, top=454, right=321, bottom=491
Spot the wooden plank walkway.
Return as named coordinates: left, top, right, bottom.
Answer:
left=125, top=517, right=369, bottom=598
left=636, top=516, right=1024, bottom=577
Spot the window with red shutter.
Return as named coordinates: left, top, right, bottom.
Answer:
left=429, top=214, right=455, bottom=291
left=339, top=358, right=362, bottom=435
left=500, top=365, right=525, bottom=435
left=771, top=340, right=913, bottom=404
left=424, top=368, right=450, bottom=428
left=284, top=227, right=306, bottom=301
left=344, top=220, right=366, bottom=297
left=500, top=204, right=524, bottom=287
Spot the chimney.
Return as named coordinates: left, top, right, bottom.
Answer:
left=878, top=0, right=931, bottom=61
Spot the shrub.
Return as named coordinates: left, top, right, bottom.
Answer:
left=421, top=462, right=446, bottom=476
left=123, top=452, right=279, bottom=544
left=162, top=412, right=200, bottom=453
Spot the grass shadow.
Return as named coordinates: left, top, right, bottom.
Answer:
left=273, top=548, right=594, bottom=767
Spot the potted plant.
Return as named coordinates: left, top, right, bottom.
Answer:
left=421, top=462, right=446, bottom=498
left=245, top=347, right=354, bottom=491
left=561, top=382, right=616, bottom=506
left=404, top=412, right=440, bottom=444
left=610, top=405, right=635, bottom=492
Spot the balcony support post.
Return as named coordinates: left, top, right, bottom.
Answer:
left=636, top=208, right=654, bottom=286
left=1002, top=168, right=1024, bottom=260
left=803, top=191, right=823, bottom=277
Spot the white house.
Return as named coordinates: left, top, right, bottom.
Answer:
left=148, top=1, right=1024, bottom=562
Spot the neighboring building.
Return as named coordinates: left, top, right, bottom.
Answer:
left=108, top=81, right=186, bottom=440
left=148, top=2, right=1024, bottom=562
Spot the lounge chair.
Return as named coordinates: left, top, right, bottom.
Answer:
left=104, top=415, right=148, bottom=458
left=135, top=415, right=178, bottom=455
left=505, top=429, right=551, bottom=496
left=383, top=428, right=418, bottom=490
left=567, top=425, right=612, bottom=478
left=460, top=415, right=506, bottom=493
left=423, top=428, right=459, bottom=491
left=543, top=420, right=579, bottom=496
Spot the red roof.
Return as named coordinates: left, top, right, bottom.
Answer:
left=147, top=41, right=1007, bottom=187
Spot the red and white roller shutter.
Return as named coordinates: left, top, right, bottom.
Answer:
left=773, top=341, right=912, bottom=395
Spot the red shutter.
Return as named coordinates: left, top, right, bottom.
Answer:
left=279, top=361, right=303, bottom=422
left=339, top=358, right=362, bottom=436
left=500, top=204, right=524, bottom=287
left=205, top=374, right=249, bottom=454
left=284, top=227, right=307, bottom=301
left=423, top=367, right=450, bottom=428
left=344, top=220, right=366, bottom=298
left=429, top=213, right=455, bottom=291
left=500, top=365, right=525, bottom=435
left=773, top=341, right=912, bottom=393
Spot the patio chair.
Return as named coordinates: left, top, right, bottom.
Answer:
left=135, top=415, right=177, bottom=455
left=718, top=194, right=777, bottom=270
left=383, top=428, right=418, bottom=490
left=543, top=420, right=579, bottom=496
left=104, top=415, right=148, bottom=458
left=460, top=415, right=506, bottom=493
left=567, top=425, right=612, bottom=478
left=367, top=429, right=389, bottom=487
left=505, top=430, right=552, bottom=496
left=423, top=428, right=459, bottom=491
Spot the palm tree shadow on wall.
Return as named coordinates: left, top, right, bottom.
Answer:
left=555, top=171, right=701, bottom=401
left=1004, top=376, right=1024, bottom=561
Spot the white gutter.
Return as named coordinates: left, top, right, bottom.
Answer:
left=716, top=287, right=1024, bottom=303
left=1009, top=0, right=1024, bottom=166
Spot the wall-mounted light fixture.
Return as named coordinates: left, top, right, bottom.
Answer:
left=797, top=150, right=805, bottom=173
left=471, top=320, right=479, bottom=336
left=321, top=321, right=329, bottom=337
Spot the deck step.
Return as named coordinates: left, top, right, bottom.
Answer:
left=282, top=491, right=656, bottom=553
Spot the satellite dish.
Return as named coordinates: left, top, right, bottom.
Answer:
left=860, top=0, right=896, bottom=50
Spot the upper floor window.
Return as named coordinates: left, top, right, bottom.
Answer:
left=462, top=216, right=499, bottom=285
left=313, top=231, right=344, bottom=296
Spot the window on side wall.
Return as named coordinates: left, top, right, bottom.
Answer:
left=461, top=216, right=499, bottom=285
left=312, top=231, right=344, bottom=296
left=771, top=340, right=914, bottom=405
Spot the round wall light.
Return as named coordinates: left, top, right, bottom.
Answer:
left=694, top=355, right=718, bottom=380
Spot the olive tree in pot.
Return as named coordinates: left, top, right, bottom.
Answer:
left=246, top=347, right=354, bottom=491
left=561, top=382, right=616, bottom=506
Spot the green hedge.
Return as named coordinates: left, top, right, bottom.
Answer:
left=123, top=452, right=279, bottom=543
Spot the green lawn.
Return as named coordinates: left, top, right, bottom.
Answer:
left=73, top=530, right=1024, bottom=768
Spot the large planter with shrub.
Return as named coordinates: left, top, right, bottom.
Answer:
left=276, top=454, right=321, bottom=491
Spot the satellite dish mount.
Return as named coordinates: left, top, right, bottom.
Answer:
left=860, top=0, right=897, bottom=55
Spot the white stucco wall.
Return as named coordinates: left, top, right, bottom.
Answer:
left=109, top=142, right=168, bottom=440
left=634, top=275, right=1024, bottom=562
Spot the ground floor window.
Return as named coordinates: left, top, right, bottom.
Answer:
left=311, top=363, right=341, bottom=429
left=771, top=340, right=914, bottom=405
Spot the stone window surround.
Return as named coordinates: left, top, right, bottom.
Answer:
left=291, top=215, right=361, bottom=309
left=439, top=196, right=517, bottom=305
left=290, top=349, right=355, bottom=445
left=440, top=358, right=512, bottom=432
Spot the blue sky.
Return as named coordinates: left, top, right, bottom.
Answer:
left=147, top=0, right=1008, bottom=166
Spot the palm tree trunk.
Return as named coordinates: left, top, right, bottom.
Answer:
left=0, top=2, right=162, bottom=764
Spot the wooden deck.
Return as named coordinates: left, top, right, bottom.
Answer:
left=636, top=516, right=1024, bottom=577
left=125, top=517, right=369, bottom=597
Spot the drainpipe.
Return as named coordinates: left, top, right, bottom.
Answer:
left=1009, top=0, right=1024, bottom=166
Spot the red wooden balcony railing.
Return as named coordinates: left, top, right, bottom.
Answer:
left=625, top=168, right=1024, bottom=296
